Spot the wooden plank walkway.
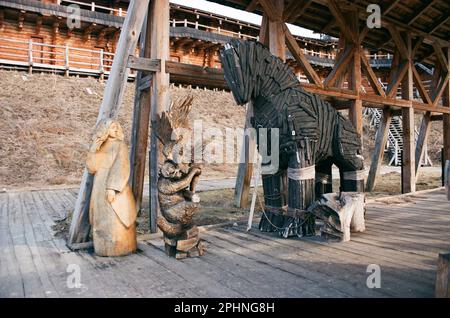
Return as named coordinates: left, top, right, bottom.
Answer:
left=0, top=188, right=449, bottom=298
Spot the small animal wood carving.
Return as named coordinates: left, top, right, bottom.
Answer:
left=155, top=96, right=206, bottom=259
left=220, top=39, right=365, bottom=238
left=86, top=119, right=137, bottom=257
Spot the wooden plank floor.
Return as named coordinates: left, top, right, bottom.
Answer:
left=0, top=188, right=449, bottom=298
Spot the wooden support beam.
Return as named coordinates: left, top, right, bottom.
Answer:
left=443, top=48, right=450, bottom=163
left=258, top=0, right=282, bottom=22
left=406, top=0, right=437, bottom=26
left=267, top=0, right=285, bottom=60
left=234, top=105, right=256, bottom=208
left=433, top=72, right=450, bottom=107
left=348, top=10, right=363, bottom=138
left=412, top=65, right=432, bottom=104
left=401, top=34, right=416, bottom=193
left=360, top=48, right=385, bottom=97
left=321, top=18, right=335, bottom=34
left=427, top=9, right=450, bottom=35
left=127, top=56, right=161, bottom=72
left=412, top=36, right=424, bottom=58
left=386, top=60, right=409, bottom=98
left=166, top=61, right=229, bottom=89
left=388, top=27, right=409, bottom=60
left=433, top=44, right=450, bottom=73
left=68, top=0, right=150, bottom=246
left=383, top=0, right=401, bottom=15
left=323, top=45, right=354, bottom=88
left=149, top=0, right=171, bottom=233
left=284, top=0, right=312, bottom=23
left=415, top=112, right=432, bottom=176
left=326, top=0, right=355, bottom=43
left=245, top=0, right=259, bottom=12
left=234, top=0, right=284, bottom=209
left=130, top=10, right=153, bottom=216
left=366, top=107, right=392, bottom=192
left=358, top=26, right=370, bottom=43
left=284, top=24, right=323, bottom=87
left=259, top=14, right=269, bottom=45
left=435, top=253, right=450, bottom=298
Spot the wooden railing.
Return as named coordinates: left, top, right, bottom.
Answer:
left=0, top=36, right=394, bottom=79
left=58, top=0, right=125, bottom=16
left=0, top=37, right=121, bottom=77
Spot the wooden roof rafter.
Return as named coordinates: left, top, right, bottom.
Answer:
left=208, top=0, right=450, bottom=65
left=406, top=0, right=438, bottom=26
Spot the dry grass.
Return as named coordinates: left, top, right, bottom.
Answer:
left=0, top=70, right=245, bottom=188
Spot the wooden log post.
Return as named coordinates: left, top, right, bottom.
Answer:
left=415, top=112, right=431, bottom=175
left=130, top=10, right=153, bottom=215
left=234, top=1, right=285, bottom=208
left=443, top=47, right=450, bottom=172
left=401, top=33, right=416, bottom=193
left=416, top=54, right=444, bottom=176
left=366, top=107, right=392, bottom=192
left=435, top=253, right=450, bottom=298
left=68, top=0, right=150, bottom=246
left=347, top=9, right=363, bottom=141
left=149, top=0, right=170, bottom=232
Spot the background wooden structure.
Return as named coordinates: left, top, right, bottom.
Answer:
left=207, top=0, right=450, bottom=204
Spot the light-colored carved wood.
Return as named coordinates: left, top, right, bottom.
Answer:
left=86, top=120, right=137, bottom=257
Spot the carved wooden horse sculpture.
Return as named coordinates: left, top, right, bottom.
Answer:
left=220, top=39, right=365, bottom=238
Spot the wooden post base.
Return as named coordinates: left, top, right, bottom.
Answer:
left=308, top=192, right=366, bottom=242
left=163, top=225, right=206, bottom=259
left=435, top=253, right=450, bottom=298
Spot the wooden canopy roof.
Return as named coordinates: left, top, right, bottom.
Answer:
left=207, top=0, right=450, bottom=64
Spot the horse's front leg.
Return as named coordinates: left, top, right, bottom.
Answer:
left=283, top=141, right=316, bottom=238
left=258, top=171, right=286, bottom=232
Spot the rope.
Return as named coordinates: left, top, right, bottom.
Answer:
left=256, top=191, right=312, bottom=231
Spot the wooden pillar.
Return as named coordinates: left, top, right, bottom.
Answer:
left=234, top=0, right=285, bottom=208
left=68, top=0, right=150, bottom=246
left=149, top=0, right=170, bottom=232
left=401, top=33, right=416, bottom=193
left=130, top=8, right=152, bottom=215
left=234, top=13, right=267, bottom=208
left=268, top=0, right=285, bottom=61
left=443, top=47, right=450, bottom=163
left=415, top=112, right=431, bottom=175
left=435, top=253, right=450, bottom=298
left=366, top=107, right=392, bottom=192
left=348, top=9, right=363, bottom=139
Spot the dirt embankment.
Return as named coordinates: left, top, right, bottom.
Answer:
left=0, top=70, right=245, bottom=188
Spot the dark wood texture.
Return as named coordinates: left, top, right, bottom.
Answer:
left=221, top=39, right=364, bottom=238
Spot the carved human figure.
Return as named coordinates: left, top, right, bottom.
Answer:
left=86, top=119, right=137, bottom=257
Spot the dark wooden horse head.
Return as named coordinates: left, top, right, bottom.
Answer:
left=220, top=39, right=299, bottom=105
